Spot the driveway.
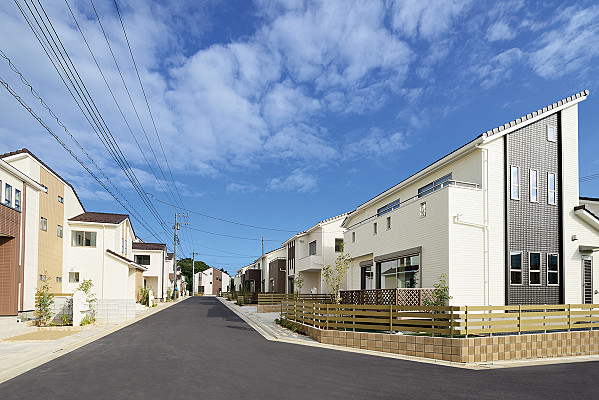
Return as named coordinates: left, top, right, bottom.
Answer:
left=0, top=296, right=597, bottom=399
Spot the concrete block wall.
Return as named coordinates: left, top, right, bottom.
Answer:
left=96, top=299, right=136, bottom=324
left=0, top=315, right=35, bottom=339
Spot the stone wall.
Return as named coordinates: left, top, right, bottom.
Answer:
left=286, top=320, right=599, bottom=363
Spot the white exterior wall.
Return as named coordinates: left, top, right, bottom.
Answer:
left=22, top=186, right=40, bottom=311
left=133, top=248, right=165, bottom=299
left=222, top=273, right=231, bottom=292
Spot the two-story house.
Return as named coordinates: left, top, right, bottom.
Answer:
left=132, top=241, right=168, bottom=301
left=342, top=90, right=598, bottom=306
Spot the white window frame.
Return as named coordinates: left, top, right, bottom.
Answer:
left=420, top=202, right=426, bottom=218
left=547, top=253, right=559, bottom=286
left=547, top=125, right=556, bottom=142
left=510, top=251, right=522, bottom=285
left=510, top=166, right=520, bottom=200
left=386, top=216, right=391, bottom=230
left=529, top=252, right=541, bottom=286
left=69, top=272, right=80, bottom=283
left=373, top=222, right=377, bottom=235
left=547, top=172, right=556, bottom=205
left=529, top=169, right=538, bottom=203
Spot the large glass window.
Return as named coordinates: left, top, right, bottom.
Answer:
left=548, top=173, right=556, bottom=205
left=376, top=254, right=420, bottom=289
left=309, top=240, right=316, bottom=255
left=510, top=251, right=522, bottom=285
left=418, top=173, right=452, bottom=198
left=529, top=252, right=541, bottom=285
left=530, top=170, right=538, bottom=202
left=360, top=266, right=374, bottom=290
left=548, top=254, right=559, bottom=285
left=15, top=189, right=21, bottom=211
left=72, top=231, right=97, bottom=247
left=135, top=255, right=151, bottom=265
left=511, top=166, right=520, bottom=200
left=4, top=183, right=12, bottom=207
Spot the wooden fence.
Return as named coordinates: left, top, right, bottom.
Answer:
left=258, top=293, right=334, bottom=305
left=340, top=288, right=436, bottom=306
left=282, top=301, right=599, bottom=337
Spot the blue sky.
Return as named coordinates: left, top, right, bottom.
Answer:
left=1, top=0, right=598, bottom=275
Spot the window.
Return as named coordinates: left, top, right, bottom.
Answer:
left=39, top=274, right=46, bottom=281
left=125, top=240, right=127, bottom=256
left=135, top=255, right=151, bottom=265
left=373, top=222, right=377, bottom=235
left=69, top=272, right=80, bottom=283
left=15, top=189, right=21, bottom=212
left=40, top=217, right=47, bottom=231
left=386, top=216, right=391, bottom=230
left=4, top=183, right=12, bottom=207
left=548, top=173, right=556, bottom=205
left=420, top=202, right=426, bottom=218
left=309, top=240, right=316, bottom=255
left=58, top=195, right=64, bottom=204
left=121, top=238, right=124, bottom=253
left=377, top=199, right=400, bottom=216
left=529, top=252, right=541, bottom=285
left=529, top=170, right=538, bottom=202
left=547, top=125, right=556, bottom=142
left=71, top=231, right=97, bottom=247
left=418, top=173, right=452, bottom=198
left=352, top=232, right=356, bottom=243
left=511, top=166, right=520, bottom=200
left=510, top=251, right=522, bottom=285
left=376, top=254, right=420, bottom=289
left=56, top=277, right=62, bottom=283
left=334, top=238, right=343, bottom=252
left=57, top=225, right=63, bottom=238
left=548, top=254, right=559, bottom=285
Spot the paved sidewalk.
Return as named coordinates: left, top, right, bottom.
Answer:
left=0, top=297, right=186, bottom=384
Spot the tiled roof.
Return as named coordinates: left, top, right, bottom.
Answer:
left=483, top=90, right=589, bottom=139
left=132, top=242, right=166, bottom=251
left=0, top=148, right=86, bottom=212
left=69, top=212, right=128, bottom=224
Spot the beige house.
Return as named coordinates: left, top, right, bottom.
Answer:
left=342, top=90, right=598, bottom=306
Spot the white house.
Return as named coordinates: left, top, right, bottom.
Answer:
left=283, top=214, right=347, bottom=294
left=195, top=267, right=231, bottom=295
left=342, top=90, right=598, bottom=306
left=132, top=241, right=168, bottom=300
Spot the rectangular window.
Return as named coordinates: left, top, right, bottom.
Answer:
left=134, top=255, right=151, bottom=265
left=309, top=240, right=316, bottom=255
left=547, top=125, right=556, bottom=142
left=418, top=173, right=452, bottom=198
left=376, top=254, right=420, bottom=289
left=71, top=231, right=97, bottom=247
left=121, top=238, right=124, bottom=254
left=352, top=232, right=355, bottom=243
left=15, top=189, right=21, bottom=211
left=57, top=225, right=63, bottom=238
left=56, top=277, right=62, bottom=283
left=5, top=183, right=12, bottom=207
left=548, top=254, right=559, bottom=285
left=334, top=238, right=343, bottom=252
left=40, top=217, right=47, bottom=231
left=386, top=216, right=391, bottom=230
left=529, top=252, right=541, bottom=285
left=373, top=222, right=377, bottom=235
left=69, top=272, right=80, bottom=283
left=39, top=274, right=46, bottom=281
left=377, top=199, right=400, bottom=216
left=420, top=202, right=426, bottom=218
left=529, top=170, right=538, bottom=202
left=58, top=195, right=64, bottom=204
left=548, top=173, right=556, bottom=205
left=511, top=166, right=520, bottom=200
left=510, top=251, right=522, bottom=285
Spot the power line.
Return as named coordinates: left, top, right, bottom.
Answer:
left=148, top=194, right=298, bottom=233
left=580, top=173, right=599, bottom=182
left=177, top=237, right=259, bottom=257
left=181, top=225, right=282, bottom=242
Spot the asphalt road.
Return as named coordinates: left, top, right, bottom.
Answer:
left=1, top=296, right=598, bottom=399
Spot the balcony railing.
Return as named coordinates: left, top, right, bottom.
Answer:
left=347, top=180, right=479, bottom=230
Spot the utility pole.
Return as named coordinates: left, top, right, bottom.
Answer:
left=191, top=251, right=197, bottom=296
left=173, top=212, right=179, bottom=299
left=262, top=236, right=264, bottom=257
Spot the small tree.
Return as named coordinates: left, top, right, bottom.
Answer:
left=293, top=272, right=304, bottom=296
left=424, top=274, right=452, bottom=307
left=137, top=285, right=151, bottom=306
left=76, top=279, right=97, bottom=322
left=322, top=247, right=351, bottom=304
left=35, top=271, right=54, bottom=326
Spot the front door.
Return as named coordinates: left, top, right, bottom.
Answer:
left=583, top=256, right=592, bottom=304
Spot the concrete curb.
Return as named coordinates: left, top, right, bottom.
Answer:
left=217, top=297, right=599, bottom=370
left=0, top=297, right=189, bottom=385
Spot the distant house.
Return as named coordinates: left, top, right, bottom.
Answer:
left=342, top=90, right=599, bottom=306
left=283, top=214, right=347, bottom=294
left=195, top=267, right=231, bottom=295
left=132, top=241, right=168, bottom=301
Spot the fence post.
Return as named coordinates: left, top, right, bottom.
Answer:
left=518, top=304, right=522, bottom=335
left=313, top=303, right=316, bottom=327
left=326, top=303, right=329, bottom=330
left=418, top=290, right=422, bottom=306
left=465, top=305, right=468, bottom=338
left=389, top=304, right=393, bottom=333
left=568, top=304, right=571, bottom=332
left=294, top=301, right=297, bottom=323
left=450, top=306, right=454, bottom=338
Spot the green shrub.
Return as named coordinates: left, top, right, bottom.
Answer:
left=35, top=271, right=54, bottom=326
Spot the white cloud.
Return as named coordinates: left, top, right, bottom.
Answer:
left=267, top=169, right=317, bottom=193
left=472, top=48, right=523, bottom=88
left=226, top=182, right=258, bottom=193
left=345, top=128, right=409, bottom=159
left=486, top=21, right=516, bottom=41
left=391, top=0, right=472, bottom=40
left=529, top=5, right=599, bottom=79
